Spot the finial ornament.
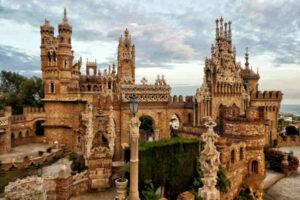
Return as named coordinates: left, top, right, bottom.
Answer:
left=245, top=47, right=249, bottom=68
left=63, top=8, right=68, bottom=24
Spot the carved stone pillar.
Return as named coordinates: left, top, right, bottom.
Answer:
left=129, top=116, right=141, bottom=200
left=199, top=117, right=220, bottom=200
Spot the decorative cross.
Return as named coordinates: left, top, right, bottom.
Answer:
left=141, top=77, right=147, bottom=85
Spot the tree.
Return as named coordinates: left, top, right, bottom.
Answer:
left=139, top=115, right=154, bottom=132
left=0, top=70, right=27, bottom=93
left=286, top=126, right=299, bottom=136
left=0, top=70, right=44, bottom=114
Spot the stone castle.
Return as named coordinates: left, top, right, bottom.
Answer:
left=0, top=9, right=283, bottom=199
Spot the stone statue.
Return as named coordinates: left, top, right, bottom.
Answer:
left=104, top=106, right=116, bottom=156
left=199, top=117, right=220, bottom=200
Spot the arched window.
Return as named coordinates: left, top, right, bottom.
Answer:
left=48, top=52, right=51, bottom=63
left=252, top=160, right=258, bottom=174
left=87, top=85, right=91, bottom=91
left=50, top=82, right=55, bottom=93
left=231, top=150, right=235, bottom=163
left=64, top=60, right=68, bottom=68
left=61, top=37, right=64, bottom=42
left=240, top=147, right=244, bottom=160
left=19, top=131, right=22, bottom=138
left=11, top=133, right=15, bottom=140
left=53, top=52, right=56, bottom=62
left=108, top=81, right=111, bottom=90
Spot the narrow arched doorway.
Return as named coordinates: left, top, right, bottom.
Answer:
left=35, top=120, right=45, bottom=136
left=139, top=115, right=154, bottom=142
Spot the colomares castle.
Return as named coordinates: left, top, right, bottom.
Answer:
left=0, top=9, right=286, bottom=200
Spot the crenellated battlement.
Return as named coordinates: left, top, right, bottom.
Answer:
left=251, top=91, right=282, bottom=101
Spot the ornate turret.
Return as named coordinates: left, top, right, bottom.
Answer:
left=117, top=29, right=135, bottom=84
left=242, top=48, right=260, bottom=93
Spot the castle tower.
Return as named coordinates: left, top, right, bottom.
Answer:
left=241, top=48, right=260, bottom=93
left=40, top=19, right=59, bottom=97
left=117, top=29, right=135, bottom=84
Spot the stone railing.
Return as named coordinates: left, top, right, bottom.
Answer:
left=5, top=176, right=47, bottom=200
left=0, top=116, right=9, bottom=126
left=0, top=144, right=67, bottom=171
left=72, top=170, right=89, bottom=196
left=277, top=135, right=300, bottom=147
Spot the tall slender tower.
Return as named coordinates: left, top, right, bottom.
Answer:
left=117, top=29, right=135, bottom=84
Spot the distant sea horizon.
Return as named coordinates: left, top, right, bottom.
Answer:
left=280, top=104, right=300, bottom=116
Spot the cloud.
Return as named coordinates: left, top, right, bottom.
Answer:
left=0, top=45, right=40, bottom=77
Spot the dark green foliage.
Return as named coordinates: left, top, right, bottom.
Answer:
left=141, top=179, right=160, bottom=200
left=69, top=152, right=86, bottom=173
left=272, top=139, right=278, bottom=147
left=264, top=148, right=299, bottom=173
left=38, top=151, right=44, bottom=156
left=46, top=147, right=52, bottom=153
left=234, top=188, right=253, bottom=200
left=216, top=166, right=230, bottom=193
left=0, top=70, right=44, bottom=114
left=139, top=115, right=154, bottom=132
left=191, top=159, right=229, bottom=199
left=0, top=70, right=26, bottom=93
left=125, top=138, right=230, bottom=199
left=125, top=138, right=199, bottom=199
left=69, top=152, right=78, bottom=162
left=190, top=157, right=203, bottom=200
left=286, top=126, right=299, bottom=136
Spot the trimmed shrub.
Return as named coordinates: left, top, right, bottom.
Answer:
left=286, top=126, right=299, bottom=136
left=125, top=137, right=199, bottom=199
left=46, top=147, right=52, bottom=153
left=264, top=148, right=299, bottom=173
left=38, top=151, right=44, bottom=156
left=141, top=179, right=160, bottom=200
left=125, top=138, right=229, bottom=199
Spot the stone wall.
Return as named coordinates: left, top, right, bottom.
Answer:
left=277, top=135, right=300, bottom=147
left=11, top=136, right=47, bottom=147
left=0, top=145, right=67, bottom=172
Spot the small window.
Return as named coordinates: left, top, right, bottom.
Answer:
left=231, top=150, right=235, bottom=163
left=61, top=37, right=64, bottom=42
left=240, top=147, right=244, bottom=160
left=64, top=60, right=68, bottom=68
left=108, top=82, right=111, bottom=90
left=50, top=82, right=55, bottom=93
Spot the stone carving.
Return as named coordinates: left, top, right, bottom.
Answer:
left=104, top=106, right=116, bottom=156
left=86, top=103, right=94, bottom=158
left=5, top=176, right=47, bottom=200
left=199, top=117, right=220, bottom=200
left=141, top=77, right=147, bottom=85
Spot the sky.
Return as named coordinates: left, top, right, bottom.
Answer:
left=0, top=0, right=299, bottom=104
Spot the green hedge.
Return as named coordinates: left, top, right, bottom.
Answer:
left=264, top=148, right=299, bottom=173
left=125, top=137, right=199, bottom=199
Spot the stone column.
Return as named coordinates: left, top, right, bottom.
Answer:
left=199, top=117, right=220, bottom=200
left=129, top=116, right=141, bottom=200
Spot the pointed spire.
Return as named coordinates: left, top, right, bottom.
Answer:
left=132, top=44, right=135, bottom=57
left=63, top=8, right=68, bottom=24
left=211, top=44, right=214, bottom=58
left=224, top=22, right=227, bottom=42
left=245, top=47, right=249, bottom=68
left=228, top=21, right=232, bottom=44
left=125, top=28, right=129, bottom=40
left=109, top=65, right=111, bottom=74
left=112, top=63, right=116, bottom=74
left=233, top=46, right=236, bottom=61
left=220, top=17, right=224, bottom=40
left=215, top=19, right=219, bottom=42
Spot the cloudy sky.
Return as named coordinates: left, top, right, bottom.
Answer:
left=0, top=0, right=299, bottom=104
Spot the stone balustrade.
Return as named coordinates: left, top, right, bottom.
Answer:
left=0, top=144, right=67, bottom=172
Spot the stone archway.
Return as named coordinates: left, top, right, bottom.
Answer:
left=139, top=115, right=154, bottom=142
